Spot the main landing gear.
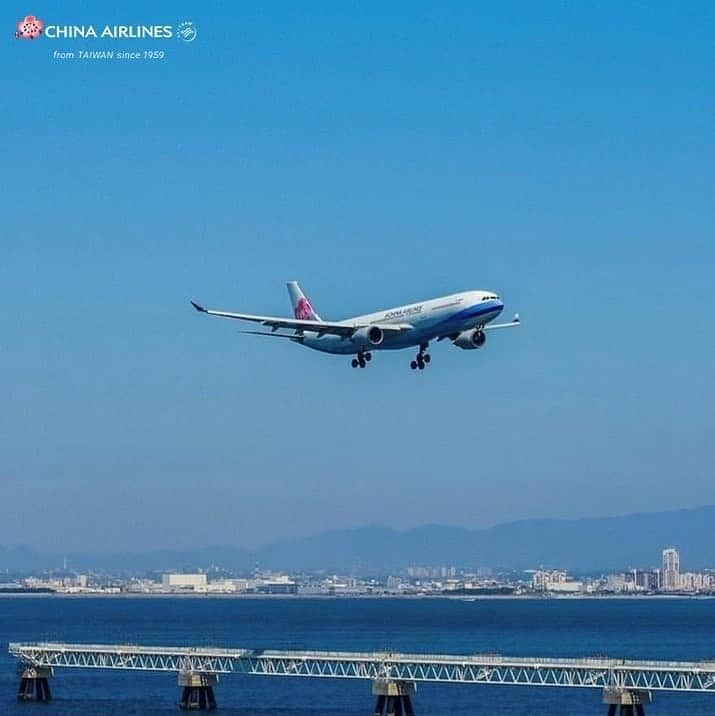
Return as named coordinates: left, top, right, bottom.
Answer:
left=351, top=351, right=372, bottom=368
left=410, top=345, right=430, bottom=371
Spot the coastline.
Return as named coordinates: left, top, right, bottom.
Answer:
left=1, top=592, right=713, bottom=600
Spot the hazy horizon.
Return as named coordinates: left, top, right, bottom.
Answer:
left=1, top=503, right=712, bottom=557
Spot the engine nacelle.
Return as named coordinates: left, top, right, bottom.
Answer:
left=453, top=328, right=486, bottom=350
left=352, top=325, right=384, bottom=347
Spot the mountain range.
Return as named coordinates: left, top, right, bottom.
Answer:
left=2, top=506, right=713, bottom=574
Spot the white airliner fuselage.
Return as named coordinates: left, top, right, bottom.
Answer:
left=303, top=291, right=505, bottom=353
left=191, top=282, right=519, bottom=370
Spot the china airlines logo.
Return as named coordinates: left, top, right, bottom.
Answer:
left=294, top=298, right=315, bottom=320
left=15, top=14, right=43, bottom=39
left=177, top=21, right=197, bottom=42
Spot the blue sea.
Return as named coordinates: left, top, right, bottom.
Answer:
left=2, top=596, right=715, bottom=715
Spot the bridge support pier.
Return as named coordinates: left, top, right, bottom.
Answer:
left=178, top=672, right=217, bottom=711
left=603, top=688, right=652, bottom=716
left=17, top=665, right=52, bottom=702
left=372, top=679, right=416, bottom=716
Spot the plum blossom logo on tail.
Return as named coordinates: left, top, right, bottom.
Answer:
left=294, top=298, right=315, bottom=320
left=15, top=15, right=43, bottom=39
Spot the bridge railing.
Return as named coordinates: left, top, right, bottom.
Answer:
left=8, top=642, right=715, bottom=693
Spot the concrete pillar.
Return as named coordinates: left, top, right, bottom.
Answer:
left=17, top=665, right=52, bottom=702
left=374, top=694, right=387, bottom=716
left=603, top=687, right=652, bottom=716
left=372, top=679, right=416, bottom=716
left=178, top=672, right=218, bottom=711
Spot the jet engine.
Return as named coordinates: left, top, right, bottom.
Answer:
left=453, top=328, right=486, bottom=349
left=352, top=325, right=384, bottom=347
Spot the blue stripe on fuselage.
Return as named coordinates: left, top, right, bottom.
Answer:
left=432, top=301, right=502, bottom=332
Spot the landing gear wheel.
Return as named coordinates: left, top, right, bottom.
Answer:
left=359, top=358, right=366, bottom=368
left=414, top=343, right=430, bottom=369
left=351, top=358, right=359, bottom=368
left=410, top=361, right=418, bottom=370
left=365, top=352, right=372, bottom=362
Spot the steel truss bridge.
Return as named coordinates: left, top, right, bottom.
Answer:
left=9, top=642, right=715, bottom=713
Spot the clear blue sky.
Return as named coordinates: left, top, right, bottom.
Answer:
left=3, top=1, right=714, bottom=552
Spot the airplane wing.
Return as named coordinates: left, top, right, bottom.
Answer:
left=436, top=314, right=521, bottom=341
left=190, top=301, right=412, bottom=337
left=239, top=330, right=304, bottom=340
left=484, top=314, right=520, bottom=330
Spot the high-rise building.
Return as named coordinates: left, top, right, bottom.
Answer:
left=632, top=569, right=660, bottom=591
left=662, top=548, right=680, bottom=591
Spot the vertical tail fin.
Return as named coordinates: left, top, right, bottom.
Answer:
left=287, top=281, right=322, bottom=321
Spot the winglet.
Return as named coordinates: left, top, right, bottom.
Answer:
left=190, top=300, right=207, bottom=313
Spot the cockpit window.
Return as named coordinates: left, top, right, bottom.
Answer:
left=482, top=295, right=499, bottom=301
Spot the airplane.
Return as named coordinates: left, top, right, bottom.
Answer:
left=190, top=282, right=519, bottom=370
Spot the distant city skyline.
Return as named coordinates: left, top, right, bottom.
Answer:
left=7, top=543, right=715, bottom=598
